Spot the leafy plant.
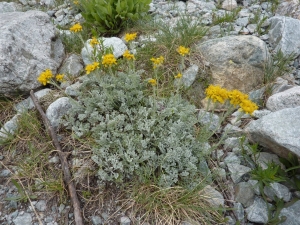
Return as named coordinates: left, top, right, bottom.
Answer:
left=212, top=7, right=241, bottom=25
left=78, top=0, right=151, bottom=34
left=65, top=71, right=210, bottom=188
left=251, top=162, right=286, bottom=196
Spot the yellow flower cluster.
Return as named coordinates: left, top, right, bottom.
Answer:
left=150, top=56, right=164, bottom=69
left=90, top=37, right=99, bottom=47
left=37, top=69, right=53, bottom=85
left=174, top=73, right=182, bottom=79
left=124, top=33, right=137, bottom=42
left=70, top=23, right=82, bottom=32
left=205, top=85, right=258, bottom=114
left=102, top=54, right=117, bottom=67
left=55, top=74, right=65, bottom=82
left=123, top=50, right=135, bottom=60
left=85, top=62, right=100, bottom=74
left=148, top=79, right=157, bottom=86
left=177, top=46, right=190, bottom=56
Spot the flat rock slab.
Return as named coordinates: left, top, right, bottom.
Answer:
left=0, top=10, right=64, bottom=95
left=244, top=106, right=300, bottom=159
left=196, top=35, right=268, bottom=93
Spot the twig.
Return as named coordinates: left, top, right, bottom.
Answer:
left=30, top=90, right=83, bottom=225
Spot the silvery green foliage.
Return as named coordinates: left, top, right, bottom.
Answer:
left=65, top=72, right=206, bottom=187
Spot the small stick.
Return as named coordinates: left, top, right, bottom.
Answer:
left=30, top=90, right=83, bottom=225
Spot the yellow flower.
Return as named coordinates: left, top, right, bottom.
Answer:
left=174, top=73, right=182, bottom=79
left=177, top=46, right=190, bottom=56
left=205, top=85, right=229, bottom=104
left=228, top=89, right=249, bottom=106
left=73, top=0, right=79, bottom=4
left=123, top=50, right=135, bottom=60
left=55, top=74, right=65, bottom=82
left=85, top=62, right=100, bottom=74
left=90, top=37, right=99, bottom=47
left=150, top=56, right=164, bottom=69
left=239, top=99, right=258, bottom=115
left=148, top=79, right=157, bottom=86
left=102, top=54, right=117, bottom=67
left=124, top=33, right=137, bottom=42
left=70, top=23, right=82, bottom=32
left=37, top=69, right=53, bottom=86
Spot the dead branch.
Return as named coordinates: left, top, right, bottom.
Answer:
left=30, top=90, right=83, bottom=225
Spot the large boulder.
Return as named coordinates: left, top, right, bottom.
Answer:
left=0, top=10, right=65, bottom=96
left=196, top=35, right=269, bottom=93
left=266, top=86, right=300, bottom=112
left=244, top=106, right=300, bottom=159
left=268, top=16, right=300, bottom=58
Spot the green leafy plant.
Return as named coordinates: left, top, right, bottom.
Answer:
left=78, top=0, right=151, bottom=34
left=212, top=7, right=241, bottom=26
left=65, top=72, right=208, bottom=188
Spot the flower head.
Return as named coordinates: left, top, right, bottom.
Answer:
left=124, top=33, right=137, bottom=42
left=228, top=89, right=249, bottom=106
left=73, top=0, right=79, bottom=5
left=123, top=50, right=135, bottom=60
left=177, top=46, right=190, bottom=56
left=239, top=99, right=258, bottom=115
left=70, top=23, right=82, bottom=32
left=148, top=79, right=157, bottom=86
left=37, top=69, right=53, bottom=86
left=55, top=74, right=65, bottom=82
left=174, top=73, right=182, bottom=79
left=102, top=54, right=117, bottom=67
left=85, top=62, right=100, bottom=74
left=90, top=37, right=99, bottom=47
left=205, top=85, right=229, bottom=104
left=150, top=56, right=164, bottom=69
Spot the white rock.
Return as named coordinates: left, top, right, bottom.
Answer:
left=221, top=0, right=238, bottom=11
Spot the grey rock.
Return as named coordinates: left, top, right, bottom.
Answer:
left=44, top=216, right=54, bottom=223
left=65, top=82, right=81, bottom=97
left=223, top=124, right=243, bottom=137
left=276, top=1, right=300, bottom=21
left=221, top=0, right=238, bottom=11
left=35, top=200, right=47, bottom=212
left=49, top=156, right=60, bottom=164
left=264, top=182, right=291, bottom=202
left=40, top=0, right=56, bottom=7
left=196, top=35, right=269, bottom=93
left=120, top=216, right=131, bottom=225
left=266, top=86, right=300, bottom=111
left=101, top=212, right=109, bottom=221
left=245, top=106, right=300, bottom=158
left=260, top=34, right=269, bottom=40
left=46, top=97, right=72, bottom=129
left=198, top=110, right=220, bottom=131
left=233, top=202, right=245, bottom=222
left=236, top=17, right=249, bottom=27
left=13, top=212, right=32, bottom=225
left=253, top=152, right=285, bottom=170
left=59, top=54, right=83, bottom=78
left=0, top=114, right=20, bottom=139
left=0, top=2, right=22, bottom=13
left=91, top=216, right=102, bottom=225
left=81, top=37, right=127, bottom=65
left=227, top=163, right=251, bottom=183
left=269, top=16, right=300, bottom=57
left=55, top=9, right=65, bottom=18
left=0, top=11, right=65, bottom=95
left=247, top=24, right=257, bottom=33
left=252, top=109, right=271, bottom=118
left=225, top=216, right=236, bottom=225
left=245, top=197, right=269, bottom=224
left=0, top=169, right=11, bottom=177
left=248, top=179, right=260, bottom=195
left=202, top=185, right=224, bottom=207
left=15, top=88, right=52, bottom=113
left=182, top=64, right=199, bottom=87
left=224, top=152, right=241, bottom=165
left=279, top=200, right=300, bottom=225
left=234, top=182, right=255, bottom=207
